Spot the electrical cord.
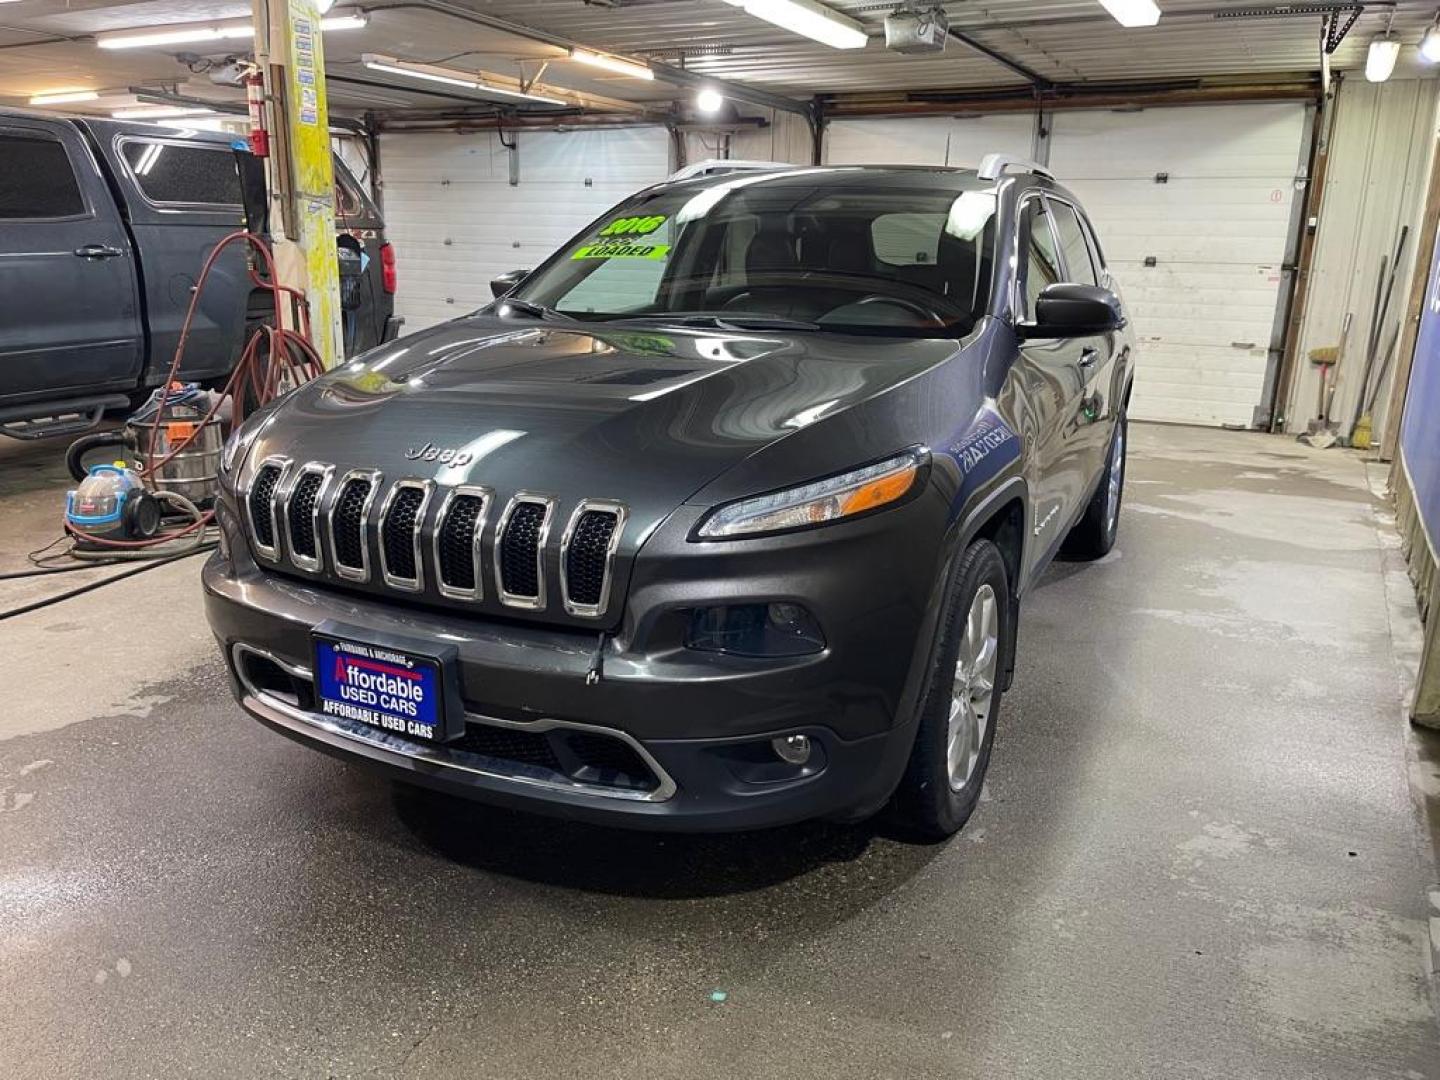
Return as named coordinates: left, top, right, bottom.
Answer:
left=0, top=544, right=215, bottom=623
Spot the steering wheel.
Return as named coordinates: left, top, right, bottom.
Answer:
left=852, top=294, right=948, bottom=326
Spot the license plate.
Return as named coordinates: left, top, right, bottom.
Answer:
left=312, top=627, right=460, bottom=743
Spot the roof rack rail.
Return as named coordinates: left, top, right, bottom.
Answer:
left=977, top=153, right=1055, bottom=182
left=667, top=159, right=791, bottom=181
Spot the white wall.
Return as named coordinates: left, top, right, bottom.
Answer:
left=1287, top=78, right=1440, bottom=438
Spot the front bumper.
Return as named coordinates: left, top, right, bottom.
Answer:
left=204, top=556, right=923, bottom=830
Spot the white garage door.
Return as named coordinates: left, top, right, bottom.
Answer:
left=826, top=115, right=1034, bottom=167
left=1049, top=104, right=1307, bottom=427
left=380, top=128, right=671, bottom=331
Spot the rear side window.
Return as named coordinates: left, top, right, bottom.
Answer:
left=1051, top=202, right=1098, bottom=287
left=121, top=140, right=241, bottom=206
left=1020, top=199, right=1062, bottom=317
left=0, top=134, right=85, bottom=219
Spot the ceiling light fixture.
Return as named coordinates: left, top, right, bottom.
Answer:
left=96, top=12, right=366, bottom=50
left=722, top=0, right=867, bottom=50
left=361, top=54, right=568, bottom=105
left=1366, top=34, right=1401, bottom=81
left=1421, top=15, right=1440, bottom=63
left=569, top=48, right=655, bottom=80
left=695, top=87, right=725, bottom=114
left=111, top=105, right=216, bottom=119
left=29, top=90, right=101, bottom=105
left=1097, top=0, right=1162, bottom=28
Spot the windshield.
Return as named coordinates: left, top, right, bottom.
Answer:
left=510, top=174, right=998, bottom=338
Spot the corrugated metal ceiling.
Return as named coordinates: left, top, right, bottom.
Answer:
left=0, top=0, right=1437, bottom=114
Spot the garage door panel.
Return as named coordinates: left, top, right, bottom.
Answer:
left=381, top=129, right=671, bottom=331
left=826, top=116, right=1033, bottom=166
left=1050, top=102, right=1305, bottom=426
left=1048, top=104, right=1307, bottom=180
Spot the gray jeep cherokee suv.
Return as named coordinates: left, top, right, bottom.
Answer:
left=204, top=157, right=1134, bottom=838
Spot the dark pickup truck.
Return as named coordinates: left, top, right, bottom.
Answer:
left=0, top=108, right=398, bottom=439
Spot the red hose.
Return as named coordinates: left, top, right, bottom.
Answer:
left=66, top=231, right=327, bottom=550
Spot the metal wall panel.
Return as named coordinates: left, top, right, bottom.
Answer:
left=1287, top=79, right=1440, bottom=439
left=1050, top=103, right=1308, bottom=427
left=380, top=127, right=671, bottom=330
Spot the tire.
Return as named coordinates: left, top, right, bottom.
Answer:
left=1061, top=411, right=1127, bottom=560
left=893, top=538, right=1010, bottom=841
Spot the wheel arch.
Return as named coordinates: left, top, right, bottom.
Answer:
left=953, top=475, right=1027, bottom=693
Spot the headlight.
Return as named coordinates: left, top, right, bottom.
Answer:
left=695, top=448, right=928, bottom=539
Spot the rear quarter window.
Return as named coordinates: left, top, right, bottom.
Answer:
left=0, top=133, right=86, bottom=219
left=121, top=140, right=242, bottom=207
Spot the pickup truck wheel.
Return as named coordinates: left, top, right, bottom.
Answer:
left=893, top=538, right=1009, bottom=840
left=1062, top=411, right=1127, bottom=560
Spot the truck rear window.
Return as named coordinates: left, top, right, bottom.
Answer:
left=121, top=140, right=242, bottom=207
left=0, top=134, right=85, bottom=219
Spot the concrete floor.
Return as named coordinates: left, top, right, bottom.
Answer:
left=2, top=423, right=1438, bottom=1079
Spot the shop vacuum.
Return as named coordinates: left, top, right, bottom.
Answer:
left=64, top=383, right=226, bottom=552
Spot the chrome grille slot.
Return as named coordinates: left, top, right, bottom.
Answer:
left=378, top=480, right=432, bottom=591
left=329, top=470, right=379, bottom=581
left=495, top=494, right=555, bottom=610
left=561, top=501, right=626, bottom=617
left=434, top=487, right=490, bottom=600
left=283, top=464, right=332, bottom=572
left=246, top=460, right=285, bottom=559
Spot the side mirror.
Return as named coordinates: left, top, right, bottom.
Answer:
left=490, top=268, right=530, bottom=299
left=1019, top=283, right=1124, bottom=339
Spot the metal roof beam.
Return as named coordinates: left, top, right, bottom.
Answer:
left=946, top=28, right=1052, bottom=88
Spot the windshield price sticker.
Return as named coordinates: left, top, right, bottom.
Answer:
left=572, top=214, right=670, bottom=259
left=599, top=214, right=667, bottom=237
left=573, top=240, right=671, bottom=260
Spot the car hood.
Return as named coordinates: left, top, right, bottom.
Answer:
left=248, top=315, right=962, bottom=524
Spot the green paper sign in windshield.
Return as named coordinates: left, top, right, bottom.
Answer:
left=573, top=240, right=670, bottom=260
left=573, top=213, right=670, bottom=259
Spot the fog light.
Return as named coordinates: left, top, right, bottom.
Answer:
left=771, top=734, right=812, bottom=765
left=684, top=603, right=825, bottom=657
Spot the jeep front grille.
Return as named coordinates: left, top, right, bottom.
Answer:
left=435, top=487, right=489, bottom=599
left=496, top=495, right=554, bottom=609
left=245, top=469, right=623, bottom=619
left=246, top=461, right=284, bottom=557
left=561, top=502, right=626, bottom=616
left=329, top=471, right=379, bottom=580
left=379, top=481, right=431, bottom=590
left=284, top=465, right=330, bottom=571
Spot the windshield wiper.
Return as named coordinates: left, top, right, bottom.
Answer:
left=496, top=297, right=571, bottom=321
left=618, top=312, right=822, bottom=332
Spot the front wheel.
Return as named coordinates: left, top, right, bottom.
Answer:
left=1062, top=412, right=1127, bottom=560
left=893, top=538, right=1010, bottom=840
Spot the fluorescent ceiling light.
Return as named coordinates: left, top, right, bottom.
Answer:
left=1421, top=19, right=1440, bottom=63
left=723, top=0, right=867, bottom=50
left=1097, top=0, right=1161, bottom=28
left=112, top=105, right=216, bottom=119
left=1366, top=35, right=1401, bottom=81
left=29, top=90, right=100, bottom=105
left=97, top=12, right=365, bottom=49
left=319, top=13, right=368, bottom=32
left=569, top=48, right=654, bottom=80
left=361, top=54, right=567, bottom=105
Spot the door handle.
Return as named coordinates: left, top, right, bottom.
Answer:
left=1078, top=346, right=1100, bottom=368
left=73, top=244, right=124, bottom=260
